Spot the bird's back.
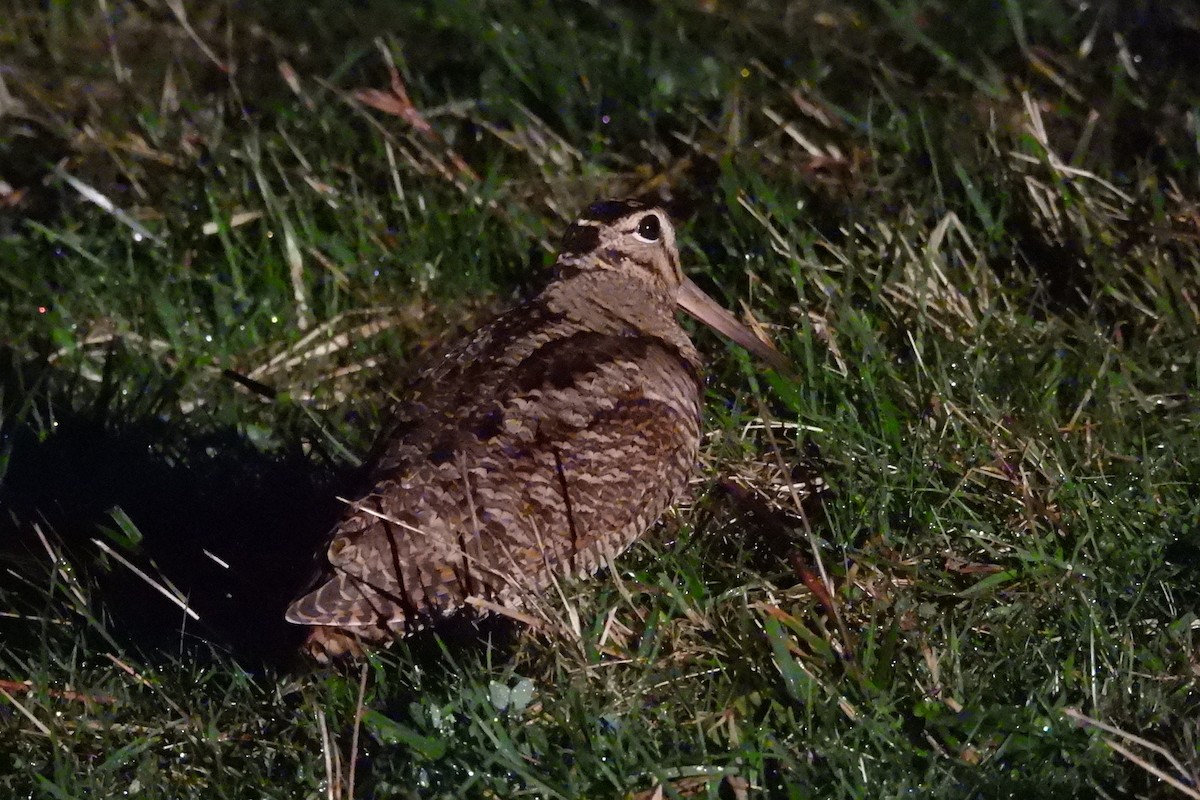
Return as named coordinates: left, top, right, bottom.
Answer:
left=287, top=270, right=704, bottom=659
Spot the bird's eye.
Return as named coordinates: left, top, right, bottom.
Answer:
left=636, top=214, right=662, bottom=242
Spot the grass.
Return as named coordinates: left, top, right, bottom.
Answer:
left=1, top=0, right=1198, bottom=797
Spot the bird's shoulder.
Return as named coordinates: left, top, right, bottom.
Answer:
left=366, top=296, right=700, bottom=475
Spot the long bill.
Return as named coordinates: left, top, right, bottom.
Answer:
left=676, top=277, right=791, bottom=371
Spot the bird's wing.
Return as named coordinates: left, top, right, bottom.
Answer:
left=285, top=333, right=701, bottom=632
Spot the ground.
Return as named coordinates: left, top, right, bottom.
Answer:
left=0, top=1, right=1198, bottom=798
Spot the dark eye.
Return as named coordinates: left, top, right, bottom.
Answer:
left=636, top=214, right=662, bottom=241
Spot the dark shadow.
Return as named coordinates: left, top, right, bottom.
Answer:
left=0, top=355, right=356, bottom=668
left=0, top=350, right=533, bottom=674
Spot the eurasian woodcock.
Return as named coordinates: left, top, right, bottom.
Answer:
left=286, top=199, right=786, bottom=661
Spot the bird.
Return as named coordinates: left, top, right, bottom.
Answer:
left=286, top=198, right=786, bottom=662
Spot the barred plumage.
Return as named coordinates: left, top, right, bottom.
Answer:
left=286, top=199, right=784, bottom=661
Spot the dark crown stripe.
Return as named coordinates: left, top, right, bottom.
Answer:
left=581, top=198, right=649, bottom=224
left=558, top=223, right=601, bottom=256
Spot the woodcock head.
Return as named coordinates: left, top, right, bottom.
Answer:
left=286, top=198, right=786, bottom=662
left=553, top=199, right=787, bottom=369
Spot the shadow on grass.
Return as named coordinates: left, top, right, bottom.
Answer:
left=0, top=357, right=356, bottom=668
left=0, top=351, right=532, bottom=678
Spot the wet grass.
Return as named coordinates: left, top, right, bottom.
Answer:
left=1, top=0, right=1198, bottom=797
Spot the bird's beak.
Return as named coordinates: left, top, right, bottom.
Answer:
left=676, top=277, right=790, bottom=371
